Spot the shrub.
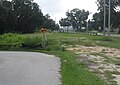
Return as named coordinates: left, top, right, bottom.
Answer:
left=0, top=33, right=23, bottom=44
left=94, top=36, right=113, bottom=41
left=46, top=44, right=63, bottom=51
left=22, top=36, right=42, bottom=48
left=101, top=37, right=113, bottom=41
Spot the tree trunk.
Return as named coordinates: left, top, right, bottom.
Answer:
left=0, top=21, right=4, bottom=35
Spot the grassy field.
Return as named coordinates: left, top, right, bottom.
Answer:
left=1, top=33, right=120, bottom=85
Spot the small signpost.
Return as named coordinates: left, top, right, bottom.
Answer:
left=40, top=28, right=47, bottom=48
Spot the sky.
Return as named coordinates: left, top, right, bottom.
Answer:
left=34, top=0, right=98, bottom=23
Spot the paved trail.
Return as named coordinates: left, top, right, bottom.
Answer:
left=0, top=51, right=61, bottom=85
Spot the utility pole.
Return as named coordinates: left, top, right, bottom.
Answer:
left=108, top=0, right=111, bottom=36
left=103, top=0, right=106, bottom=35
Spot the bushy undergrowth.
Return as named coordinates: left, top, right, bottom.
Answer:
left=94, top=36, right=113, bottom=41
left=0, top=33, right=23, bottom=44
left=0, top=33, right=43, bottom=49
left=22, top=36, right=42, bottom=48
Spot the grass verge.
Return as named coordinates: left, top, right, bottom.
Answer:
left=2, top=33, right=120, bottom=85
left=35, top=50, right=107, bottom=85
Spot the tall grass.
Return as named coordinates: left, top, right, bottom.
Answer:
left=0, top=33, right=23, bottom=45
left=22, top=36, right=42, bottom=48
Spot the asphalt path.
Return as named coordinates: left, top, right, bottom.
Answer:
left=110, top=34, right=120, bottom=37
left=0, top=51, right=61, bottom=85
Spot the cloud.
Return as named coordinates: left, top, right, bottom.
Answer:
left=35, top=0, right=62, bottom=15
left=61, top=0, right=97, bottom=14
left=34, top=0, right=98, bottom=23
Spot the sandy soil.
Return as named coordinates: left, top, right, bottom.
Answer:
left=66, top=45, right=120, bottom=85
left=66, top=45, right=120, bottom=58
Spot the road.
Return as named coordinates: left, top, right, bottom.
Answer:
left=110, top=34, right=120, bottom=37
left=0, top=51, right=61, bottom=85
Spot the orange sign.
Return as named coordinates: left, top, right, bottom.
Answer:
left=40, top=28, right=47, bottom=32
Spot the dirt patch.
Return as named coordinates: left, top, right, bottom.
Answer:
left=66, top=45, right=120, bottom=85
left=66, top=45, right=120, bottom=58
left=113, top=75, right=120, bottom=85
left=78, top=54, right=120, bottom=85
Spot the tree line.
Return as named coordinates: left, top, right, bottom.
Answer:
left=88, top=0, right=120, bottom=33
left=59, top=8, right=89, bottom=31
left=0, top=0, right=59, bottom=34
left=1, top=0, right=120, bottom=34
left=59, top=0, right=120, bottom=33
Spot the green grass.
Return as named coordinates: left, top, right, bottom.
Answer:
left=104, top=70, right=118, bottom=85
left=1, top=33, right=120, bottom=49
left=0, top=33, right=23, bottom=45
left=36, top=50, right=107, bottom=85
left=23, top=36, right=42, bottom=47
left=43, top=33, right=120, bottom=49
left=91, top=52, right=120, bottom=66
left=1, top=32, right=120, bottom=85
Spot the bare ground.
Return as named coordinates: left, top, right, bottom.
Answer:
left=66, top=45, right=120, bottom=85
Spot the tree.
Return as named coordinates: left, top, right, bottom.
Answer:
left=96, top=0, right=120, bottom=11
left=59, top=18, right=71, bottom=32
left=11, top=0, right=44, bottom=33
left=59, top=18, right=71, bottom=27
left=0, top=0, right=12, bottom=34
left=0, top=0, right=44, bottom=34
left=66, top=8, right=89, bottom=31
left=94, top=0, right=120, bottom=32
left=92, top=12, right=103, bottom=31
left=43, top=14, right=59, bottom=31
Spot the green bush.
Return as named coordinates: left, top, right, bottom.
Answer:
left=47, top=39, right=58, bottom=45
left=0, top=33, right=23, bottom=44
left=22, top=36, right=42, bottom=48
left=101, top=37, right=113, bottom=41
left=46, top=44, right=63, bottom=51
left=94, top=36, right=113, bottom=41
left=0, top=46, right=10, bottom=50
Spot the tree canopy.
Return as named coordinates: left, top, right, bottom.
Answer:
left=43, top=14, right=59, bottom=31
left=0, top=0, right=58, bottom=34
left=59, top=18, right=71, bottom=27
left=59, top=8, right=89, bottom=31
left=91, top=0, right=120, bottom=32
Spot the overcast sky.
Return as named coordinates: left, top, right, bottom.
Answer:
left=34, top=0, right=98, bottom=23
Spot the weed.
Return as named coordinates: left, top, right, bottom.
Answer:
left=22, top=36, right=42, bottom=48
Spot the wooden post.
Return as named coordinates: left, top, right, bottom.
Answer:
left=40, top=28, right=47, bottom=48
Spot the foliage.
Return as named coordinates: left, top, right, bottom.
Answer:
left=43, top=14, right=59, bottom=31
left=0, top=0, right=44, bottom=34
left=0, top=33, right=23, bottom=44
left=59, top=18, right=71, bottom=26
left=88, top=13, right=102, bottom=31
left=22, top=36, right=42, bottom=48
left=0, top=33, right=43, bottom=49
left=0, top=0, right=59, bottom=34
left=59, top=8, right=89, bottom=31
left=94, top=36, right=113, bottom=41
left=92, top=0, right=120, bottom=32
